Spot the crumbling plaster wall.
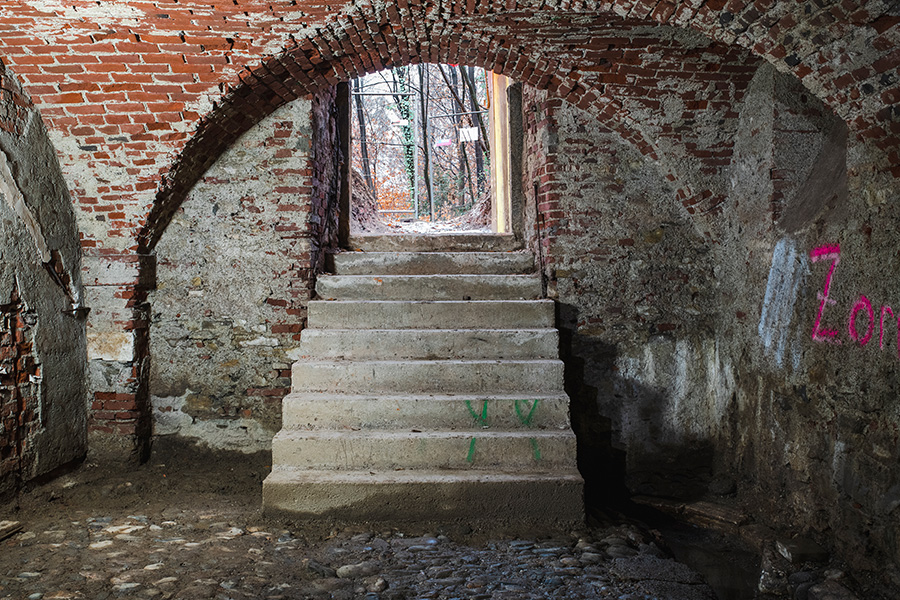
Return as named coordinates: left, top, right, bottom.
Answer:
left=716, top=65, right=900, bottom=581
left=0, top=63, right=87, bottom=494
left=150, top=88, right=339, bottom=452
left=521, top=86, right=720, bottom=504
left=525, top=59, right=900, bottom=582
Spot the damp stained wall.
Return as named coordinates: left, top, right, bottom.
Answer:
left=525, top=61, right=900, bottom=583
left=0, top=63, right=87, bottom=494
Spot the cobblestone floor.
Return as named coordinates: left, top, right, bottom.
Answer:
left=1, top=440, right=719, bottom=600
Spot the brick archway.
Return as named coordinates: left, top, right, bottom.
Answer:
left=0, top=1, right=894, bottom=251
left=128, top=1, right=899, bottom=249
left=138, top=9, right=753, bottom=250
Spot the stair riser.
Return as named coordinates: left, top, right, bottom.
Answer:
left=271, top=432, right=578, bottom=471
left=291, top=361, right=564, bottom=394
left=334, top=252, right=533, bottom=275
left=263, top=472, right=583, bottom=524
left=316, top=275, right=541, bottom=301
left=308, top=300, right=556, bottom=329
left=281, top=395, right=572, bottom=430
left=297, top=329, right=558, bottom=360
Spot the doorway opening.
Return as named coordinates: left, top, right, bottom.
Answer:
left=347, top=64, right=514, bottom=235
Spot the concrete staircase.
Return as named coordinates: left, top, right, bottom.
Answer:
left=262, top=234, right=583, bottom=528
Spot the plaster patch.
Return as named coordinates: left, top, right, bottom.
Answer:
left=152, top=394, right=272, bottom=453
left=87, top=331, right=134, bottom=362
left=285, top=347, right=305, bottom=361
left=239, top=336, right=280, bottom=347
left=0, top=150, right=50, bottom=263
left=26, top=0, right=143, bottom=25
left=705, top=340, right=734, bottom=427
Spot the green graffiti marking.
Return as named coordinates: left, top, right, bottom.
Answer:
left=530, top=438, right=542, bottom=461
left=466, top=437, right=477, bottom=463
left=466, top=399, right=489, bottom=425
left=514, top=399, right=540, bottom=427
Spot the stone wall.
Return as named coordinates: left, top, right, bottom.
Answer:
left=149, top=88, right=339, bottom=452
left=0, top=62, right=87, bottom=494
left=521, top=84, right=719, bottom=503
left=524, top=61, right=900, bottom=586
left=716, top=65, right=900, bottom=583
left=0, top=1, right=894, bottom=455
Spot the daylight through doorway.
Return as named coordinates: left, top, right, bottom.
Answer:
left=350, top=64, right=511, bottom=234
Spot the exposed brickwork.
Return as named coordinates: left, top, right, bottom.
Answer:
left=0, top=61, right=31, bottom=136
left=0, top=1, right=893, bottom=254
left=84, top=253, right=154, bottom=459
left=0, top=286, right=40, bottom=496
left=144, top=13, right=766, bottom=247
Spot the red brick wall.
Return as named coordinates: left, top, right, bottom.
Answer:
left=0, top=287, right=40, bottom=496
left=0, top=2, right=893, bottom=254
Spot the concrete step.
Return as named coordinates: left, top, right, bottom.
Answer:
left=271, top=429, right=578, bottom=470
left=263, top=468, right=583, bottom=524
left=291, top=359, right=564, bottom=394
left=281, top=392, right=572, bottom=430
left=296, top=328, right=559, bottom=360
left=307, top=300, right=556, bottom=330
left=316, top=274, right=541, bottom=301
left=334, top=251, right=533, bottom=275
left=349, top=233, right=520, bottom=253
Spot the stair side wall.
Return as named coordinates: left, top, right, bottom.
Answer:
left=148, top=88, right=340, bottom=453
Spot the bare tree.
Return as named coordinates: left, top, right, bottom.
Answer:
left=353, top=78, right=374, bottom=196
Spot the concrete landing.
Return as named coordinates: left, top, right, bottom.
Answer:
left=263, top=236, right=583, bottom=527
left=348, top=233, right=520, bottom=253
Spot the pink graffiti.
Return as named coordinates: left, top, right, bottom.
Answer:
left=880, top=306, right=897, bottom=357
left=810, top=245, right=841, bottom=343
left=810, top=244, right=899, bottom=358
left=848, top=295, right=874, bottom=346
left=810, top=244, right=841, bottom=258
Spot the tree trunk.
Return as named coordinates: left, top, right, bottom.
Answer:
left=390, top=67, right=416, bottom=200
left=464, top=65, right=485, bottom=192
left=353, top=79, right=374, bottom=196
left=418, top=64, right=434, bottom=220
left=460, top=65, right=490, bottom=160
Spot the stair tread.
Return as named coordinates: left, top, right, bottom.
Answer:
left=320, top=273, right=539, bottom=279
left=301, top=327, right=556, bottom=332
left=275, top=429, right=575, bottom=439
left=349, top=233, right=520, bottom=253
left=266, top=468, right=582, bottom=482
left=338, top=251, right=531, bottom=255
left=310, top=299, right=553, bottom=304
left=282, top=392, right=569, bottom=400
left=295, top=358, right=563, bottom=365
